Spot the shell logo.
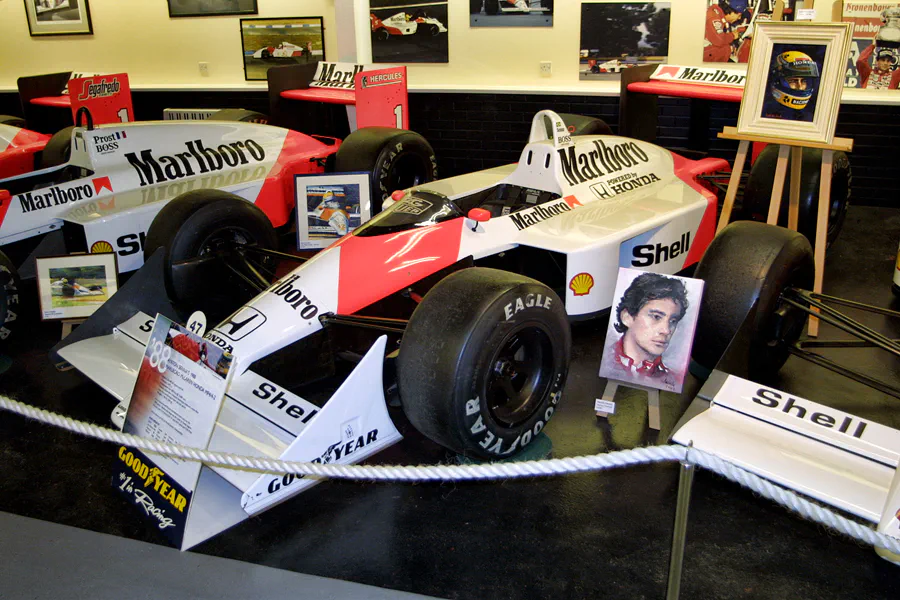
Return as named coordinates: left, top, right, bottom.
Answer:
left=569, top=272, right=594, bottom=296
left=90, top=241, right=114, bottom=254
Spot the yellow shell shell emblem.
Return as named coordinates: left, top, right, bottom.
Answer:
left=90, top=241, right=114, bottom=254
left=569, top=272, right=594, bottom=296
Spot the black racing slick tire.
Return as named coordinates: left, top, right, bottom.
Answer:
left=144, top=190, right=278, bottom=318
left=692, top=222, right=814, bottom=378
left=377, top=28, right=390, bottom=41
left=0, top=250, right=20, bottom=343
left=740, top=146, right=851, bottom=249
left=558, top=113, right=613, bottom=137
left=334, top=127, right=437, bottom=214
left=429, top=24, right=441, bottom=36
left=397, top=268, right=571, bottom=460
left=208, top=109, right=269, bottom=124
left=40, top=126, right=74, bottom=169
left=0, top=115, right=26, bottom=128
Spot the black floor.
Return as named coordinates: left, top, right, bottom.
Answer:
left=2, top=207, right=900, bottom=599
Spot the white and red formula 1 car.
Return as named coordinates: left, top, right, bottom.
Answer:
left=0, top=109, right=436, bottom=340
left=371, top=11, right=448, bottom=39
left=55, top=110, right=750, bottom=513
left=0, top=117, right=50, bottom=180
left=252, top=42, right=308, bottom=59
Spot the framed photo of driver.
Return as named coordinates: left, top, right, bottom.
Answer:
left=737, top=22, right=852, bottom=144
left=599, top=268, right=704, bottom=394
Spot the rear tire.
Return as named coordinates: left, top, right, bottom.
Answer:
left=397, top=268, right=570, bottom=460
left=40, top=126, right=74, bottom=169
left=144, top=190, right=278, bottom=320
left=335, top=128, right=437, bottom=214
left=692, top=222, right=814, bottom=378
left=0, top=251, right=20, bottom=343
left=739, top=146, right=851, bottom=249
left=207, top=109, right=269, bottom=124
left=0, top=115, right=26, bottom=128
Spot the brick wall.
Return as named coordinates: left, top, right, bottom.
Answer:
left=2, top=90, right=897, bottom=207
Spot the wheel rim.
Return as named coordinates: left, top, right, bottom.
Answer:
left=485, top=325, right=554, bottom=428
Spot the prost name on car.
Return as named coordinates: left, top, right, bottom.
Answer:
left=125, top=139, right=266, bottom=187
left=558, top=139, right=651, bottom=187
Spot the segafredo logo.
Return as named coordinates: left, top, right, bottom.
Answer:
left=124, top=139, right=266, bottom=187
left=558, top=140, right=651, bottom=187
left=361, top=72, right=402, bottom=88
left=76, top=77, right=121, bottom=101
left=17, top=177, right=113, bottom=213
left=510, top=197, right=580, bottom=231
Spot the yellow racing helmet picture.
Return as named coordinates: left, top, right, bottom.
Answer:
left=770, top=50, right=820, bottom=110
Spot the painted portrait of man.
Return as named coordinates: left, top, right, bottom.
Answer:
left=599, top=269, right=704, bottom=393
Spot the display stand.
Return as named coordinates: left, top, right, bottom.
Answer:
left=60, top=318, right=84, bottom=340
left=715, top=126, right=853, bottom=337
left=595, top=379, right=662, bottom=431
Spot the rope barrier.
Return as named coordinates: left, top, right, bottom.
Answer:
left=2, top=394, right=899, bottom=556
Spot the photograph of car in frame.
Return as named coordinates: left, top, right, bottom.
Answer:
left=36, top=253, right=118, bottom=321
left=168, top=0, right=257, bottom=18
left=24, top=0, right=93, bottom=36
left=296, top=172, right=371, bottom=250
left=737, top=22, right=852, bottom=144
left=240, top=17, right=325, bottom=81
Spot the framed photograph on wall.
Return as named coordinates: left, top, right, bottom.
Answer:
left=295, top=173, right=371, bottom=250
left=24, top=0, right=93, bottom=37
left=737, top=22, right=852, bottom=144
left=240, top=17, right=325, bottom=81
left=36, top=253, right=119, bottom=321
left=168, top=0, right=257, bottom=18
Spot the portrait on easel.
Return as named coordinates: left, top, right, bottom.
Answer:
left=599, top=269, right=704, bottom=394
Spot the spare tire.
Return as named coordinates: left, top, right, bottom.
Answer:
left=0, top=250, right=20, bottom=343
left=40, top=126, right=75, bottom=169
left=335, top=127, right=437, bottom=214
left=739, top=146, right=851, bottom=249
left=0, top=115, right=27, bottom=128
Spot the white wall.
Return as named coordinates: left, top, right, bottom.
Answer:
left=0, top=0, right=845, bottom=93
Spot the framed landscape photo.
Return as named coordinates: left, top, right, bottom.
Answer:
left=737, top=22, right=852, bottom=144
left=24, top=0, right=93, bottom=36
left=36, top=253, right=118, bottom=321
left=240, top=17, right=325, bottom=81
left=295, top=172, right=371, bottom=250
left=168, top=0, right=257, bottom=18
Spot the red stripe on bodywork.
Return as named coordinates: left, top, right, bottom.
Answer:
left=0, top=191, right=12, bottom=230
left=671, top=153, right=726, bottom=269
left=0, top=128, right=50, bottom=180
left=335, top=218, right=465, bottom=315
left=254, top=130, right=340, bottom=228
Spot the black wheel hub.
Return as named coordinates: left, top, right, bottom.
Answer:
left=486, top=326, right=554, bottom=428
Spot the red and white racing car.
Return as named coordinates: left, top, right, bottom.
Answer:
left=252, top=42, right=310, bottom=59
left=0, top=117, right=50, bottom=180
left=55, top=110, right=766, bottom=514
left=472, top=0, right=552, bottom=15
left=371, top=11, right=448, bottom=39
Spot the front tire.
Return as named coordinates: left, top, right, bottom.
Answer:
left=335, top=127, right=437, bottom=214
left=397, top=268, right=570, bottom=460
left=40, top=126, right=74, bottom=169
left=143, top=190, right=278, bottom=320
left=0, top=115, right=26, bottom=128
left=692, top=222, right=814, bottom=378
left=0, top=251, right=20, bottom=343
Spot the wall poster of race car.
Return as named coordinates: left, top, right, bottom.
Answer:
left=240, top=17, right=325, bottom=81
left=470, top=0, right=553, bottom=28
left=580, top=2, right=671, bottom=80
left=370, top=1, right=449, bottom=63
left=37, top=253, right=118, bottom=320
left=25, top=0, right=93, bottom=36
left=296, top=172, right=370, bottom=250
left=168, top=0, right=257, bottom=18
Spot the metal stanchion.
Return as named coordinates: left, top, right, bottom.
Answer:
left=666, top=446, right=695, bottom=600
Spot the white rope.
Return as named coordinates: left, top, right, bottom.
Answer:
left=2, top=394, right=900, bottom=556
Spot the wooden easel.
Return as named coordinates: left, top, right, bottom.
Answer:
left=715, top=126, right=854, bottom=337
left=60, top=318, right=85, bottom=340
left=595, top=379, right=662, bottom=431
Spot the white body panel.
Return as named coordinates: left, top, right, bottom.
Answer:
left=672, top=375, right=900, bottom=523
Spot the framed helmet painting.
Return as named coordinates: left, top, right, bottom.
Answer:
left=737, top=22, right=852, bottom=144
